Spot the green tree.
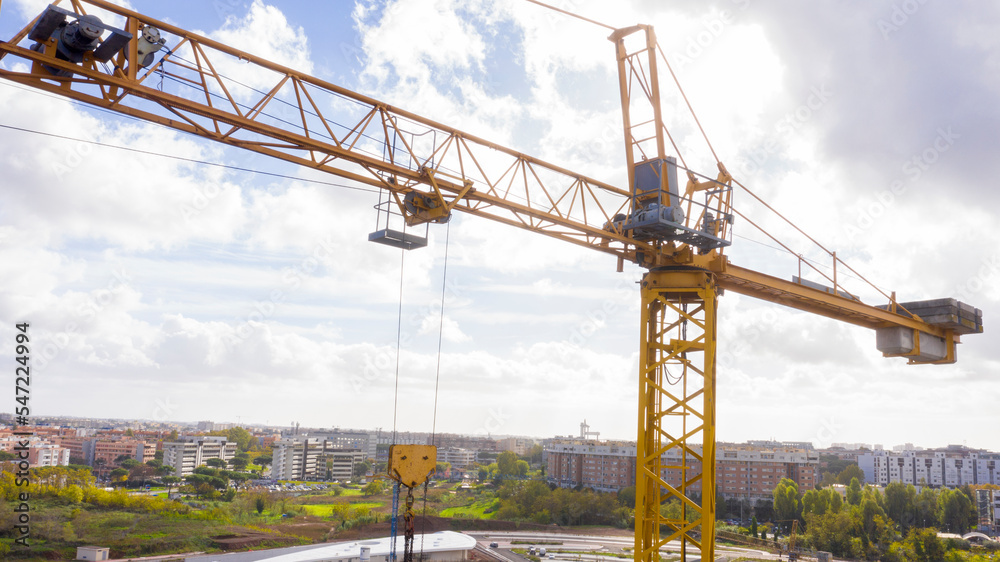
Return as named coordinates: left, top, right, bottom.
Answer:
left=206, top=458, right=228, bottom=469
left=802, top=488, right=829, bottom=516
left=120, top=458, right=140, bottom=469
left=230, top=457, right=250, bottom=470
left=256, top=496, right=266, bottom=514
left=109, top=467, right=129, bottom=487
left=858, top=496, right=892, bottom=555
left=353, top=459, right=372, bottom=479
left=515, top=460, right=530, bottom=477
left=904, top=527, right=944, bottom=562
left=363, top=479, right=386, bottom=496
left=750, top=515, right=758, bottom=538
left=826, top=487, right=844, bottom=513
left=837, top=464, right=865, bottom=485
left=162, top=475, right=181, bottom=495
left=497, top=451, right=518, bottom=477
left=846, top=477, right=862, bottom=506
left=525, top=443, right=544, bottom=465
left=206, top=427, right=254, bottom=451
left=802, top=510, right=857, bottom=558
left=914, top=486, right=939, bottom=528
left=884, top=482, right=917, bottom=530
left=617, top=486, right=636, bottom=507
left=938, top=488, right=975, bottom=533
left=255, top=454, right=272, bottom=467
left=772, top=477, right=800, bottom=522
left=0, top=451, right=14, bottom=461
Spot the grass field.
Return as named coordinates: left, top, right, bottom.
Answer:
left=300, top=502, right=384, bottom=516
left=439, top=498, right=498, bottom=519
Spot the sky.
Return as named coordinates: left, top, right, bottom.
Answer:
left=0, top=0, right=997, bottom=450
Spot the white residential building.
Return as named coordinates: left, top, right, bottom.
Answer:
left=438, top=447, right=477, bottom=470
left=162, top=436, right=237, bottom=477
left=272, top=437, right=368, bottom=481
left=860, top=447, right=1000, bottom=488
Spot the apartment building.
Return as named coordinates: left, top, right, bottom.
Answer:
left=324, top=450, right=366, bottom=481
left=717, top=445, right=819, bottom=500
left=28, top=443, right=72, bottom=467
left=306, top=429, right=378, bottom=460
left=85, top=438, right=155, bottom=469
left=431, top=433, right=499, bottom=452
left=859, top=446, right=1000, bottom=488
left=162, top=436, right=237, bottom=477
left=0, top=435, right=71, bottom=467
left=546, top=440, right=818, bottom=499
left=272, top=437, right=323, bottom=480
left=498, top=437, right=536, bottom=456
left=546, top=440, right=636, bottom=493
left=438, top=447, right=477, bottom=470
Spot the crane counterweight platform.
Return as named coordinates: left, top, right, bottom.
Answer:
left=0, top=2, right=983, bottom=560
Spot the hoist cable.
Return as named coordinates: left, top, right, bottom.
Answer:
left=430, top=221, right=451, bottom=446
left=391, top=248, right=405, bottom=444
left=521, top=0, right=616, bottom=31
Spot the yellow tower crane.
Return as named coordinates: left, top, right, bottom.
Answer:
left=0, top=2, right=983, bottom=561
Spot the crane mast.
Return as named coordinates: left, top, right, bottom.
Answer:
left=0, top=2, right=983, bottom=561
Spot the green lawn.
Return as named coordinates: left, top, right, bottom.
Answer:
left=439, top=498, right=498, bottom=519
left=301, top=502, right=383, bottom=516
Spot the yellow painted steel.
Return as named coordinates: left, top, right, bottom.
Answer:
left=388, top=445, right=437, bottom=488
left=636, top=269, right=716, bottom=562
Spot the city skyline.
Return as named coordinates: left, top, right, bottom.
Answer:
left=1, top=1, right=997, bottom=449
left=1, top=413, right=989, bottom=454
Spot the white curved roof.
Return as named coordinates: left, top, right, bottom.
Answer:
left=258, top=531, right=477, bottom=562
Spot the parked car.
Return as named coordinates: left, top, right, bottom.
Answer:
left=489, top=542, right=499, bottom=548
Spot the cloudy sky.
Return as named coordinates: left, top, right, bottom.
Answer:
left=0, top=0, right=997, bottom=450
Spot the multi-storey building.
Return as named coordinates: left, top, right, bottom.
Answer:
left=306, top=429, right=378, bottom=460
left=28, top=443, right=71, bottom=467
left=272, top=437, right=323, bottom=480
left=85, top=438, right=155, bottom=469
left=431, top=433, right=498, bottom=452
left=272, top=437, right=372, bottom=481
left=717, top=445, right=818, bottom=500
left=323, top=450, right=366, bottom=481
left=859, top=446, right=1000, bottom=488
left=546, top=440, right=636, bottom=493
left=162, top=436, right=237, bottom=477
left=546, top=440, right=818, bottom=498
left=0, top=435, right=71, bottom=467
left=498, top=437, right=536, bottom=456
left=438, top=447, right=477, bottom=470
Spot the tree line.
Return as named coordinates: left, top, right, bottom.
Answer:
left=770, top=475, right=987, bottom=561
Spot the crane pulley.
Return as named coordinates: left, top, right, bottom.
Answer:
left=0, top=2, right=983, bottom=561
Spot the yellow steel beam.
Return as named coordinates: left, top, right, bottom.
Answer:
left=636, top=269, right=716, bottom=562
left=716, top=264, right=953, bottom=337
